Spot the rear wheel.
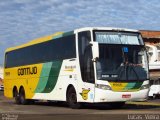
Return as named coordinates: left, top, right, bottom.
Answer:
left=67, top=87, right=81, bottom=109
left=13, top=89, right=20, bottom=104
left=19, top=88, right=28, bottom=105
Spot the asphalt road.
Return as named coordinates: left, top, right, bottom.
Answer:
left=0, top=91, right=160, bottom=120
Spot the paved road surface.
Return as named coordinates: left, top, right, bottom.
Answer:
left=0, top=91, right=160, bottom=120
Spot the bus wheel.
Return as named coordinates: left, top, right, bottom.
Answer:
left=67, top=87, right=81, bottom=109
left=13, top=88, right=20, bottom=104
left=19, top=88, right=28, bottom=105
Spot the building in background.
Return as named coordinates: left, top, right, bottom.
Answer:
left=140, top=30, right=160, bottom=84
left=140, top=30, right=160, bottom=44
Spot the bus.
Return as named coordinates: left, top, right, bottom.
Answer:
left=4, top=27, right=150, bottom=109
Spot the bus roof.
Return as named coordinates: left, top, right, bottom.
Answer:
left=6, top=32, right=64, bottom=52
left=74, top=27, right=139, bottom=33
left=6, top=27, right=139, bottom=52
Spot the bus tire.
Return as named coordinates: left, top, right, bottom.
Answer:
left=13, top=88, right=20, bottom=104
left=19, top=87, right=28, bottom=105
left=67, top=87, right=81, bottom=109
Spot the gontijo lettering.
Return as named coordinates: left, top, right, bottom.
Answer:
left=18, top=66, right=37, bottom=76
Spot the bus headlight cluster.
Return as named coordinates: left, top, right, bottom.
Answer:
left=95, top=84, right=112, bottom=90
left=140, top=84, right=150, bottom=90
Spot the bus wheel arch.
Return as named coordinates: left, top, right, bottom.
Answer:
left=66, top=85, right=81, bottom=109
left=13, top=86, right=20, bottom=104
left=13, top=86, right=18, bottom=97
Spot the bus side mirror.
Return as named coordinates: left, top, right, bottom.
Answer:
left=90, top=42, right=99, bottom=61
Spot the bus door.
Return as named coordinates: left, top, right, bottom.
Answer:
left=78, top=31, right=95, bottom=102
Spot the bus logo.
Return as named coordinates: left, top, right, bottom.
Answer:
left=80, top=89, right=90, bottom=100
left=64, top=65, right=76, bottom=72
left=18, top=66, right=37, bottom=76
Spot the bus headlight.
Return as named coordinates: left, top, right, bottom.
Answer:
left=140, top=84, right=150, bottom=90
left=95, top=84, right=112, bottom=90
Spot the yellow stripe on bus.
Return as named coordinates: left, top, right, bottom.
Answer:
left=109, top=82, right=128, bottom=91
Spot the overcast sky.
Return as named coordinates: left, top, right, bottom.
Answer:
left=0, top=0, right=160, bottom=66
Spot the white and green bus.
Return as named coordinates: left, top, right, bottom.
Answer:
left=4, top=27, right=149, bottom=108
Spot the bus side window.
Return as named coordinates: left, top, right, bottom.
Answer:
left=78, top=31, right=95, bottom=83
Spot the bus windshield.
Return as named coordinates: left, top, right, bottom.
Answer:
left=94, top=31, right=148, bottom=81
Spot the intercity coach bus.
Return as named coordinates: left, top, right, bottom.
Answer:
left=4, top=27, right=149, bottom=108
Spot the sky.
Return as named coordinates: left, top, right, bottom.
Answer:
left=0, top=0, right=160, bottom=66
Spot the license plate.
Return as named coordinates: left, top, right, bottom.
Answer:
left=122, top=94, right=131, bottom=98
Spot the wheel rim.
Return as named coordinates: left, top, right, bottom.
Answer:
left=68, top=89, right=78, bottom=106
left=70, top=93, right=77, bottom=104
left=20, top=90, right=25, bottom=103
left=14, top=91, right=19, bottom=102
left=20, top=95, right=24, bottom=102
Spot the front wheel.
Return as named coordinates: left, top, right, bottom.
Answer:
left=13, top=89, right=20, bottom=104
left=67, top=87, right=81, bottom=109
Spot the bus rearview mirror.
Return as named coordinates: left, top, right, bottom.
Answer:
left=90, top=42, right=99, bottom=61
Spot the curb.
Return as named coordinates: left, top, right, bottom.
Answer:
left=126, top=102, right=160, bottom=106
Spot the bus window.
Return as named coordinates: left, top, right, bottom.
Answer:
left=5, top=35, right=76, bottom=68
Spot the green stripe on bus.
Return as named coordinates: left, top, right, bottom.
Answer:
left=132, top=82, right=143, bottom=89
left=34, top=62, right=53, bottom=93
left=62, top=31, right=74, bottom=37
left=42, top=61, right=62, bottom=93
left=124, top=82, right=136, bottom=90
left=52, top=31, right=74, bottom=40
left=52, top=34, right=63, bottom=39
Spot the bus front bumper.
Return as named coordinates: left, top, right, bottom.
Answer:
left=94, top=88, right=149, bottom=103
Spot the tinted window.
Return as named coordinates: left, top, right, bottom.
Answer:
left=5, top=35, right=76, bottom=68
